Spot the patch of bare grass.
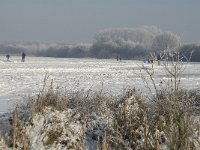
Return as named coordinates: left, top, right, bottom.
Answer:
left=45, top=129, right=63, bottom=145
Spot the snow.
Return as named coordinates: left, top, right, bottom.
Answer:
left=1, top=56, right=200, bottom=113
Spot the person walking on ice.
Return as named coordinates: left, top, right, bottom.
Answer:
left=157, top=54, right=161, bottom=65
left=6, top=54, right=10, bottom=61
left=21, top=52, right=26, bottom=62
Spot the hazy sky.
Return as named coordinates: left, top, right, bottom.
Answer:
left=0, top=0, right=199, bottom=44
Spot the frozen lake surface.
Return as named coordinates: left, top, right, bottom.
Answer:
left=1, top=56, right=200, bottom=112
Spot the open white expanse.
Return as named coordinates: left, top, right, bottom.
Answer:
left=1, top=56, right=200, bottom=113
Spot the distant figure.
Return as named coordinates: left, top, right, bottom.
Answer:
left=157, top=54, right=161, bottom=65
left=21, top=52, right=26, bottom=62
left=144, top=59, right=148, bottom=64
left=148, top=55, right=154, bottom=64
left=6, top=54, right=10, bottom=61
left=117, top=56, right=119, bottom=61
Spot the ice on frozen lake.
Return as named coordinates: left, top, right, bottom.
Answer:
left=1, top=56, right=200, bottom=112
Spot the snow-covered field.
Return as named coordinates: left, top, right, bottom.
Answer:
left=1, top=56, right=200, bottom=113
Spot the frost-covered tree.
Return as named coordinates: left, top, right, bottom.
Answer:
left=151, top=32, right=181, bottom=52
left=90, top=26, right=162, bottom=58
left=95, top=26, right=162, bottom=49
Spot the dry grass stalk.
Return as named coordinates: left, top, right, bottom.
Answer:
left=79, top=128, right=85, bottom=150
left=23, top=127, right=27, bottom=150
left=31, top=100, right=35, bottom=124
left=102, top=132, right=109, bottom=150
left=12, top=108, right=17, bottom=148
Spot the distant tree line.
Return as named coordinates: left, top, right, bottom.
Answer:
left=34, top=41, right=146, bottom=59
left=179, top=44, right=200, bottom=62
left=35, top=45, right=90, bottom=58
left=36, top=26, right=161, bottom=59
left=0, top=26, right=200, bottom=61
left=33, top=43, right=200, bottom=62
left=0, top=44, right=24, bottom=54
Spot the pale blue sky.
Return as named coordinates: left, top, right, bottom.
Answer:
left=0, top=0, right=199, bottom=44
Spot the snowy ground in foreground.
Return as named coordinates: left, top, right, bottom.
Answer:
left=0, top=56, right=200, bottom=113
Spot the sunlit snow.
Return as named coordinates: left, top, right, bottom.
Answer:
left=0, top=56, right=200, bottom=112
